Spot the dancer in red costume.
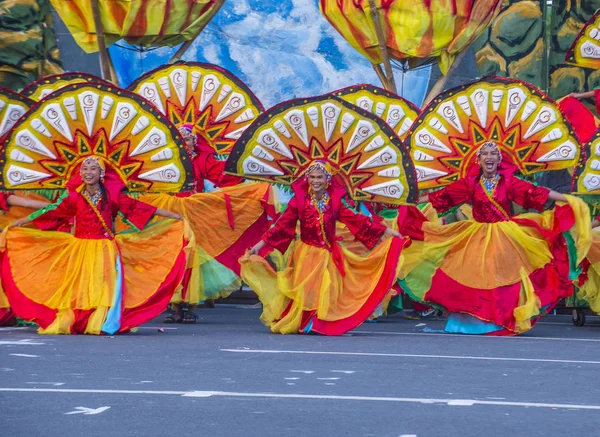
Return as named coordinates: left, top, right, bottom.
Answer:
left=134, top=123, right=275, bottom=324
left=126, top=63, right=275, bottom=323
left=0, top=82, right=197, bottom=334
left=244, top=161, right=405, bottom=335
left=226, top=94, right=419, bottom=335
left=178, top=124, right=243, bottom=190
left=404, top=142, right=589, bottom=335
left=4, top=157, right=187, bottom=334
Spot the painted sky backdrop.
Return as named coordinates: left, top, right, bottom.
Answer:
left=109, top=0, right=431, bottom=109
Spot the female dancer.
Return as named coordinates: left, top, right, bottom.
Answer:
left=243, top=161, right=405, bottom=335
left=405, top=141, right=588, bottom=335
left=4, top=156, right=189, bottom=334
left=134, top=124, right=274, bottom=324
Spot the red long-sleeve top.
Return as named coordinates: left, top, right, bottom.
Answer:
left=29, top=188, right=157, bottom=239
left=263, top=194, right=386, bottom=254
left=192, top=144, right=243, bottom=190
left=429, top=174, right=549, bottom=223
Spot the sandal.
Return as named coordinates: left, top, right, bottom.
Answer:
left=182, top=312, right=198, bottom=324
left=164, top=313, right=183, bottom=323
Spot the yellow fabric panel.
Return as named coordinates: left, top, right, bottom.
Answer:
left=562, top=195, right=591, bottom=265
left=513, top=268, right=541, bottom=333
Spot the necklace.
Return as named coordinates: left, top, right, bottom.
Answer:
left=310, top=191, right=331, bottom=248
left=84, top=186, right=103, bottom=206
left=481, top=174, right=500, bottom=193
left=310, top=190, right=330, bottom=214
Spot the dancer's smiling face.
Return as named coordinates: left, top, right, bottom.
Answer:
left=477, top=144, right=501, bottom=178
left=308, top=169, right=328, bottom=197
left=81, top=161, right=102, bottom=187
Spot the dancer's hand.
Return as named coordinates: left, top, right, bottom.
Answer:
left=384, top=227, right=402, bottom=238
left=9, top=217, right=30, bottom=229
left=249, top=240, right=266, bottom=256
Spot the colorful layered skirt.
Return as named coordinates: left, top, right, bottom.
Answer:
left=400, top=196, right=590, bottom=335
left=127, top=182, right=275, bottom=306
left=1, top=219, right=191, bottom=334
left=240, top=236, right=406, bottom=335
left=0, top=192, right=55, bottom=326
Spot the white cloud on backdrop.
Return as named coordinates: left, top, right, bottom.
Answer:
left=110, top=0, right=430, bottom=108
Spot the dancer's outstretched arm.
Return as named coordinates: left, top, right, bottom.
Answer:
left=6, top=195, right=50, bottom=210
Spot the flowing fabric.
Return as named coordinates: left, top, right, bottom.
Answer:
left=241, top=238, right=404, bottom=335
left=240, top=182, right=406, bottom=335
left=0, top=192, right=48, bottom=325
left=401, top=173, right=590, bottom=335
left=126, top=182, right=275, bottom=304
left=578, top=229, right=600, bottom=314
left=1, top=188, right=191, bottom=334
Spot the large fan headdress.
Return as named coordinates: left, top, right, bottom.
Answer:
left=332, top=84, right=419, bottom=141
left=21, top=73, right=113, bottom=102
left=128, top=62, right=264, bottom=156
left=0, top=87, right=33, bottom=142
left=405, top=77, right=581, bottom=189
left=225, top=95, right=418, bottom=205
left=565, top=10, right=600, bottom=70
left=1, top=83, right=194, bottom=192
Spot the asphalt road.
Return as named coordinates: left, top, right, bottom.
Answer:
left=1, top=306, right=599, bottom=437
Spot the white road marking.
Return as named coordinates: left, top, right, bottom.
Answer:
left=9, top=353, right=39, bottom=358
left=26, top=382, right=65, bottom=386
left=284, top=377, right=300, bottom=380
left=0, top=339, right=45, bottom=346
left=1, top=388, right=596, bottom=411
left=0, top=327, right=29, bottom=331
left=136, top=327, right=178, bottom=330
left=317, top=378, right=340, bottom=381
left=352, top=330, right=600, bottom=342
left=290, top=370, right=315, bottom=374
left=331, top=370, right=355, bottom=374
left=220, top=348, right=600, bottom=365
left=65, top=406, right=110, bottom=415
